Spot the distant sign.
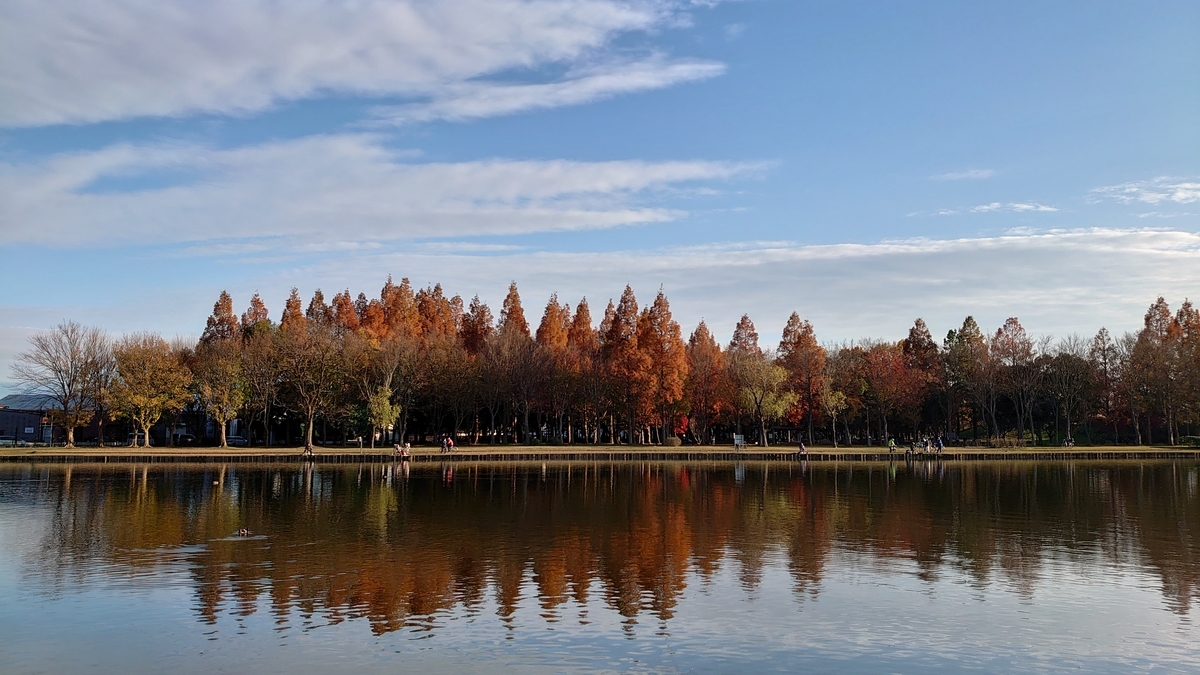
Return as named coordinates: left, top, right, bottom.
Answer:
left=25, top=427, right=34, bottom=434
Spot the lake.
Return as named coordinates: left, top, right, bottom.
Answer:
left=1, top=460, right=1198, bottom=673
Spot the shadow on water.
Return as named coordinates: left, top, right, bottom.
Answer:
left=4, top=460, right=1200, bottom=635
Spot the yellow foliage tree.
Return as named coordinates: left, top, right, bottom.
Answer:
left=113, top=333, right=193, bottom=447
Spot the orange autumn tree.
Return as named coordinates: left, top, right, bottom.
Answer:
left=416, top=283, right=459, bottom=345
left=331, top=290, right=360, bottom=335
left=280, top=288, right=306, bottom=331
left=864, top=341, right=919, bottom=444
left=603, top=286, right=649, bottom=443
left=382, top=276, right=420, bottom=341
left=240, top=292, right=271, bottom=336
left=200, top=291, right=239, bottom=345
left=901, top=318, right=943, bottom=435
left=498, top=282, right=538, bottom=441
left=778, top=312, right=826, bottom=445
left=636, top=290, right=688, bottom=444
left=725, top=314, right=760, bottom=437
left=685, top=320, right=728, bottom=445
left=567, top=298, right=606, bottom=443
left=536, top=293, right=573, bottom=441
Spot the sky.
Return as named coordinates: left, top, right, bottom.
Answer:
left=1, top=0, right=1198, bottom=394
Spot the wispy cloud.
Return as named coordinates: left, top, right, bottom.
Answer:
left=0, top=0, right=718, bottom=127
left=917, top=201, right=1059, bottom=216
left=969, top=202, right=1057, bottom=213
left=1090, top=177, right=1200, bottom=205
left=931, top=169, right=996, bottom=181
left=370, top=56, right=724, bottom=125
left=0, top=134, right=763, bottom=247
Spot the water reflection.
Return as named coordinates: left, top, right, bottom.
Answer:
left=6, top=460, right=1200, bottom=635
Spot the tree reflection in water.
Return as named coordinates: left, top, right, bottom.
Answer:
left=9, top=460, right=1200, bottom=634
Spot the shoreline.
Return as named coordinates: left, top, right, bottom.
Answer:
left=2, top=445, right=1199, bottom=464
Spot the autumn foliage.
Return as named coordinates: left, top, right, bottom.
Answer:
left=13, top=280, right=1200, bottom=447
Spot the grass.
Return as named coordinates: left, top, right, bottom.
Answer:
left=1, top=443, right=1197, bottom=460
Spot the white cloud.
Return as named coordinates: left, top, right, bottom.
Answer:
left=370, top=55, right=724, bottom=124
left=0, top=0, right=714, bottom=127
left=931, top=169, right=996, bottom=181
left=0, top=134, right=761, bottom=246
left=969, top=202, right=1058, bottom=214
left=1091, top=177, right=1200, bottom=205
left=922, top=202, right=1058, bottom=216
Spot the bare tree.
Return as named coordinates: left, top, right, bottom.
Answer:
left=1047, top=335, right=1094, bottom=445
left=1089, top=328, right=1121, bottom=443
left=375, top=335, right=422, bottom=444
left=994, top=318, right=1043, bottom=445
left=242, top=328, right=279, bottom=447
left=11, top=321, right=107, bottom=447
left=86, top=335, right=117, bottom=447
left=1117, top=332, right=1144, bottom=445
left=277, top=323, right=344, bottom=449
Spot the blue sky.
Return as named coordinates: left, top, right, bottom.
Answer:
left=1, top=0, right=1198, bottom=393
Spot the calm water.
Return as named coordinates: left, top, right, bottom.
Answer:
left=2, top=460, right=1199, bottom=674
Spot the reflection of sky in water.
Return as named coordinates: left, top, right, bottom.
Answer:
left=1, top=462, right=1199, bottom=674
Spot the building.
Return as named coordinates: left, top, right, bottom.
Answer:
left=0, top=394, right=57, bottom=444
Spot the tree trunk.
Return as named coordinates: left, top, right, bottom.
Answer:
left=1131, top=396, right=1141, bottom=445
left=263, top=406, right=271, bottom=448
left=219, top=420, right=228, bottom=447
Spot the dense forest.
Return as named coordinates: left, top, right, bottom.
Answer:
left=12, top=277, right=1200, bottom=448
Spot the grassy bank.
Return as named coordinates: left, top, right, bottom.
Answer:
left=3, top=444, right=1199, bottom=463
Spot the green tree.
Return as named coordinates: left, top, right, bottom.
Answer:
left=731, top=350, right=795, bottom=448
left=366, top=386, right=402, bottom=449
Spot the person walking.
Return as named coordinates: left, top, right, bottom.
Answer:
left=888, top=438, right=896, bottom=454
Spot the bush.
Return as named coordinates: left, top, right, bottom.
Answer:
left=665, top=437, right=683, bottom=447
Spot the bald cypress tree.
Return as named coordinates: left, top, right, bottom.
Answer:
left=779, top=313, right=826, bottom=445
left=636, top=290, right=687, bottom=444
left=280, top=288, right=306, bottom=331
left=200, top=291, right=239, bottom=345
left=603, top=286, right=646, bottom=443
left=685, top=321, right=725, bottom=445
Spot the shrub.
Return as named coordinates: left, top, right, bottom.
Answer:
left=665, top=437, right=683, bottom=447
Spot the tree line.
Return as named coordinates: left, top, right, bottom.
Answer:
left=11, top=277, right=1200, bottom=448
